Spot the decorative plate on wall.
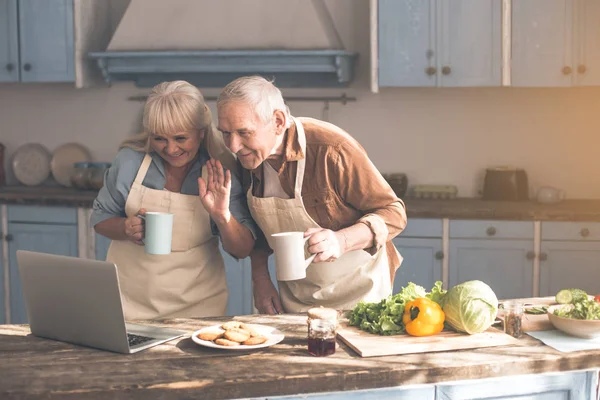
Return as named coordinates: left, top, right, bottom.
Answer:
left=50, top=143, right=92, bottom=187
left=12, top=143, right=52, bottom=186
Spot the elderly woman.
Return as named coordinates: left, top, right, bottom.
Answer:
left=92, top=80, right=257, bottom=320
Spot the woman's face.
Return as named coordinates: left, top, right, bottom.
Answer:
left=149, top=129, right=204, bottom=168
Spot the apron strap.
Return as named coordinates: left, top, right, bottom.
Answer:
left=293, top=118, right=307, bottom=199
left=134, top=153, right=153, bottom=185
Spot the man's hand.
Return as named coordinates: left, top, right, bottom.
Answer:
left=304, top=227, right=347, bottom=263
left=253, top=276, right=283, bottom=314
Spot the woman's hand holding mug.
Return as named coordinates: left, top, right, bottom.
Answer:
left=124, top=208, right=146, bottom=245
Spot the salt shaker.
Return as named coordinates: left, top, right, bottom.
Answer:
left=307, top=307, right=338, bottom=357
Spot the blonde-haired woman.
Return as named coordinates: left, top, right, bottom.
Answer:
left=92, top=81, right=257, bottom=319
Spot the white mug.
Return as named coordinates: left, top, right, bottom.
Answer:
left=271, top=232, right=316, bottom=281
left=142, top=212, right=173, bottom=255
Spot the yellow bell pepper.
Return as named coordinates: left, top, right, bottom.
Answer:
left=403, top=297, right=445, bottom=337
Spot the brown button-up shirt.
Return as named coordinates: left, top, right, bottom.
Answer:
left=246, top=117, right=407, bottom=283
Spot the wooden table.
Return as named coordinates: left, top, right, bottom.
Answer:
left=1, top=313, right=599, bottom=399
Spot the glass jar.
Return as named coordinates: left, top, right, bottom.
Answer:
left=70, top=162, right=92, bottom=189
left=89, top=162, right=111, bottom=190
left=307, top=307, right=338, bottom=357
left=503, top=301, right=524, bottom=338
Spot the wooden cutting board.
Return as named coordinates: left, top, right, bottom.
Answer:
left=337, top=322, right=520, bottom=358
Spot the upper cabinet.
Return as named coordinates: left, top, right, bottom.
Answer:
left=512, top=0, right=600, bottom=86
left=0, top=0, right=125, bottom=86
left=378, top=0, right=501, bottom=87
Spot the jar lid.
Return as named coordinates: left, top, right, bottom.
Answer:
left=307, top=307, right=338, bottom=321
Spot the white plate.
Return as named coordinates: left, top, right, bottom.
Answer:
left=50, top=143, right=92, bottom=187
left=191, top=323, right=285, bottom=350
left=12, top=143, right=52, bottom=186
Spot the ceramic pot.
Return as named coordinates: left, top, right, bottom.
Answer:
left=536, top=186, right=565, bottom=204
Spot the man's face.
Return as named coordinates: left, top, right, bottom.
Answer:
left=217, top=101, right=282, bottom=170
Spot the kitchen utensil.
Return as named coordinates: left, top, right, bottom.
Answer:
left=482, top=167, right=529, bottom=201
left=270, top=232, right=316, bottom=281
left=412, top=184, right=458, bottom=199
left=547, top=305, right=600, bottom=339
left=50, top=143, right=92, bottom=187
left=381, top=173, right=408, bottom=197
left=336, top=321, right=519, bottom=357
left=143, top=212, right=174, bottom=255
left=536, top=186, right=565, bottom=204
left=11, top=143, right=52, bottom=186
left=191, top=324, right=285, bottom=350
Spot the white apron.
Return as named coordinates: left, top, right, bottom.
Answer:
left=106, top=154, right=228, bottom=320
left=247, top=118, right=392, bottom=312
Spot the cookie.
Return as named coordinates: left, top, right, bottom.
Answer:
left=197, top=331, right=224, bottom=341
left=221, top=321, right=242, bottom=330
left=224, top=327, right=251, bottom=343
left=242, top=336, right=268, bottom=346
left=215, top=338, right=241, bottom=347
left=239, top=323, right=260, bottom=337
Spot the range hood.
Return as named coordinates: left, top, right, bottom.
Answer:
left=89, top=0, right=357, bottom=88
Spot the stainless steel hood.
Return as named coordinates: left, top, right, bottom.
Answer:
left=88, top=0, right=357, bottom=88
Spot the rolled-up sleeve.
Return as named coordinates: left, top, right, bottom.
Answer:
left=334, top=141, right=407, bottom=255
left=210, top=169, right=260, bottom=240
left=90, top=148, right=141, bottom=227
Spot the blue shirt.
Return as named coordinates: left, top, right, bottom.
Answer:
left=91, top=146, right=258, bottom=242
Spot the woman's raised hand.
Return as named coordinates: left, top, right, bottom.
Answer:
left=198, top=159, right=232, bottom=223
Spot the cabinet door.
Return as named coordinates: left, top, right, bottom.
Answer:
left=511, top=0, right=574, bottom=87
left=449, top=239, right=534, bottom=300
left=574, top=0, right=600, bottom=85
left=8, top=223, right=78, bottom=324
left=221, top=247, right=252, bottom=316
left=438, top=0, right=501, bottom=87
left=378, top=0, right=436, bottom=87
left=18, top=0, right=74, bottom=82
left=95, top=234, right=111, bottom=261
left=392, top=237, right=442, bottom=293
left=539, top=241, right=600, bottom=296
left=0, top=0, right=18, bottom=82
left=0, top=223, right=4, bottom=324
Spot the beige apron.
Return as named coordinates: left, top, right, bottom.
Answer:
left=106, top=154, right=228, bottom=320
left=247, top=118, right=392, bottom=313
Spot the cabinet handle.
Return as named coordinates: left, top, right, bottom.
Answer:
left=539, top=252, right=548, bottom=262
left=23, top=63, right=31, bottom=71
left=486, top=227, right=497, bottom=236
left=526, top=251, right=535, bottom=260
left=578, top=65, right=587, bottom=74
left=425, top=66, right=437, bottom=76
left=6, top=63, right=14, bottom=72
left=562, top=66, right=572, bottom=75
left=5, top=234, right=13, bottom=242
left=580, top=228, right=590, bottom=237
left=435, top=250, right=444, bottom=260
left=442, top=66, right=451, bottom=75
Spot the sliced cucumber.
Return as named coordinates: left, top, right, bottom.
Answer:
left=555, top=288, right=588, bottom=304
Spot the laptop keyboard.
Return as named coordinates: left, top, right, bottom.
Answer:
left=127, top=333, right=156, bottom=347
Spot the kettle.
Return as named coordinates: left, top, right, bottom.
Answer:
left=536, top=186, right=565, bottom=204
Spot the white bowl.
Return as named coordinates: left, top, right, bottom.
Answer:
left=547, top=305, right=600, bottom=339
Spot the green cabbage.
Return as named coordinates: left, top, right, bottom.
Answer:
left=442, top=280, right=498, bottom=334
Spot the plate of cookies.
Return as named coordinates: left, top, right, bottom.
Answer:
left=191, top=321, right=285, bottom=350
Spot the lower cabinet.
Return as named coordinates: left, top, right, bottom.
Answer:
left=6, top=205, right=78, bottom=324
left=221, top=245, right=253, bottom=317
left=539, top=221, right=600, bottom=296
left=0, top=221, right=4, bottom=324
left=393, top=218, right=443, bottom=293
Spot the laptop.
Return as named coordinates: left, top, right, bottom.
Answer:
left=16, top=250, right=185, bottom=354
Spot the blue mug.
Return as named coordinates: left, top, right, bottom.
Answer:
left=142, top=212, right=173, bottom=255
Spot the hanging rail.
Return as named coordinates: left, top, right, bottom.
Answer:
left=127, top=94, right=357, bottom=105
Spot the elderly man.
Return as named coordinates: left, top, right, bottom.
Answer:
left=216, top=76, right=407, bottom=314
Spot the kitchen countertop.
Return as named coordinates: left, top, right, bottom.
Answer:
left=1, top=311, right=599, bottom=399
left=1, top=186, right=600, bottom=221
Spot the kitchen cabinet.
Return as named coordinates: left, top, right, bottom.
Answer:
left=6, top=205, right=78, bottom=324
left=0, top=211, right=5, bottom=324
left=448, top=220, right=534, bottom=300
left=512, top=0, right=600, bottom=87
left=221, top=245, right=253, bottom=317
left=392, top=218, right=443, bottom=293
left=0, top=0, right=74, bottom=83
left=378, top=0, right=501, bottom=87
left=539, top=221, right=600, bottom=297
